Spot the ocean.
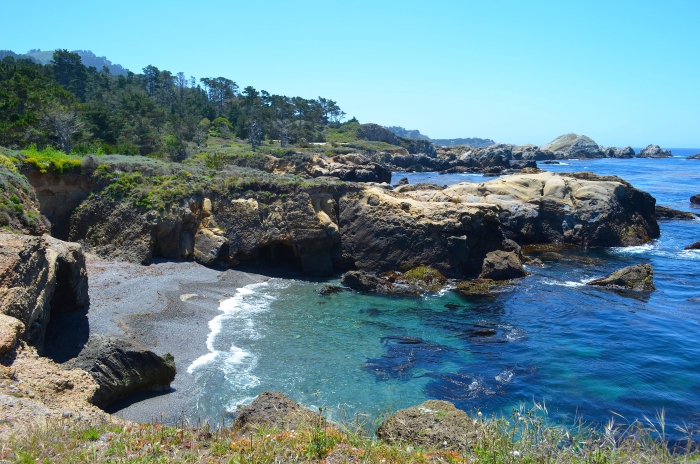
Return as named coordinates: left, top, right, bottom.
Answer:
left=186, top=150, right=700, bottom=438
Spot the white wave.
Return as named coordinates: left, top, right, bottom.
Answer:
left=495, top=369, right=514, bottom=384
left=540, top=277, right=592, bottom=288
left=187, top=282, right=271, bottom=374
left=609, top=243, right=656, bottom=255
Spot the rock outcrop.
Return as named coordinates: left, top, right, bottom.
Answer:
left=479, top=250, right=528, bottom=280
left=338, top=187, right=504, bottom=277
left=0, top=313, right=23, bottom=354
left=637, top=144, right=672, bottom=158
left=691, top=194, right=700, bottom=205
left=266, top=153, right=391, bottom=184
left=540, top=133, right=606, bottom=158
left=0, top=232, right=89, bottom=350
left=231, top=391, right=326, bottom=433
left=0, top=163, right=47, bottom=235
left=687, top=153, right=700, bottom=160
left=587, top=264, right=655, bottom=291
left=64, top=334, right=176, bottom=408
left=414, top=172, right=659, bottom=247
left=377, top=400, right=479, bottom=451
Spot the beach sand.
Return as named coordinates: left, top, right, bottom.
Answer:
left=51, top=256, right=268, bottom=425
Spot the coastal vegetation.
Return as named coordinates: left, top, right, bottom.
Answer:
left=4, top=403, right=697, bottom=463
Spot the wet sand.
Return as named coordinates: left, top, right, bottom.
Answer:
left=82, top=256, right=267, bottom=424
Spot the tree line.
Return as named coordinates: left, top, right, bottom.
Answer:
left=0, top=50, right=346, bottom=159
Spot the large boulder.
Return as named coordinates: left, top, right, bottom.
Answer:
left=426, top=172, right=659, bottom=247
left=0, top=233, right=89, bottom=350
left=691, top=194, right=700, bottom=205
left=586, top=264, right=655, bottom=292
left=479, top=250, right=528, bottom=280
left=231, top=391, right=326, bottom=433
left=338, top=187, right=505, bottom=277
left=64, top=334, right=176, bottom=408
left=637, top=144, right=672, bottom=158
left=377, top=400, right=479, bottom=451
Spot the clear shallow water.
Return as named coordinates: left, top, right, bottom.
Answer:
left=188, top=153, right=700, bottom=438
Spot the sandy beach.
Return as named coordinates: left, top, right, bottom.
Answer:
left=74, top=257, right=267, bottom=424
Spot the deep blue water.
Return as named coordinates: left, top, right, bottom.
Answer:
left=187, top=151, right=700, bottom=438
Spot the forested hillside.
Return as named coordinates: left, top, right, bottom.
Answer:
left=0, top=50, right=346, bottom=159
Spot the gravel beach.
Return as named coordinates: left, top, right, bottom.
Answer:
left=72, top=257, right=267, bottom=424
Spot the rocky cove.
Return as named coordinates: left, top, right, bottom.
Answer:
left=1, top=153, right=699, bottom=454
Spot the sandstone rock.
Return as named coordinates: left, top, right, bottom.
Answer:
left=433, top=172, right=659, bottom=247
left=0, top=314, right=23, bottom=354
left=637, top=144, right=672, bottom=158
left=65, top=334, right=176, bottom=408
left=377, top=400, right=479, bottom=450
left=587, top=264, right=655, bottom=292
left=231, top=391, right=325, bottom=433
left=684, top=240, right=700, bottom=250
left=0, top=233, right=89, bottom=350
left=193, top=228, right=226, bottom=265
left=479, top=250, right=528, bottom=280
left=691, top=195, right=700, bottom=205
left=655, top=205, right=697, bottom=220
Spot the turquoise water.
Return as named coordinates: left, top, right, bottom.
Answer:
left=187, top=152, right=700, bottom=438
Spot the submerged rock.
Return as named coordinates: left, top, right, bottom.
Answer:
left=587, top=264, right=655, bottom=292
left=637, top=144, right=672, bottom=158
left=231, top=391, right=326, bottom=433
left=455, top=279, right=510, bottom=297
left=318, top=285, right=344, bottom=296
left=377, top=400, right=479, bottom=450
left=655, top=205, right=697, bottom=220
left=685, top=240, right=700, bottom=250
left=479, top=250, right=528, bottom=280
left=64, top=334, right=176, bottom=408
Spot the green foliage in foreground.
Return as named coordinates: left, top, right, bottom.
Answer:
left=3, top=404, right=698, bottom=463
left=0, top=155, right=43, bottom=233
left=19, top=144, right=82, bottom=174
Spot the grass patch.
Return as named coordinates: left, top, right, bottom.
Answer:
left=20, top=144, right=82, bottom=175
left=3, top=403, right=699, bottom=462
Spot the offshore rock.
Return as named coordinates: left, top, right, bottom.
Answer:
left=540, top=133, right=605, bottom=158
left=637, top=144, right=672, bottom=158
left=342, top=266, right=448, bottom=296
left=377, top=400, right=479, bottom=451
left=64, top=334, right=176, bottom=408
left=421, top=172, right=659, bottom=247
left=231, top=391, right=326, bottom=433
left=691, top=194, right=700, bottom=205
left=587, top=264, right=655, bottom=292
left=655, top=205, right=697, bottom=220
left=479, top=250, right=528, bottom=280
left=687, top=153, right=700, bottom=160
left=684, top=240, right=700, bottom=250
left=0, top=232, right=89, bottom=350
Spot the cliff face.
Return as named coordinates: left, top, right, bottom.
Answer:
left=0, top=232, right=89, bottom=351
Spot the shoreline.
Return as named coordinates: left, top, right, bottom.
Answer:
left=83, top=256, right=268, bottom=424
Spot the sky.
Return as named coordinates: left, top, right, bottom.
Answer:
left=2, top=0, right=699, bottom=147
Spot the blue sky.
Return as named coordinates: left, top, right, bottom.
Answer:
left=3, top=0, right=699, bottom=147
